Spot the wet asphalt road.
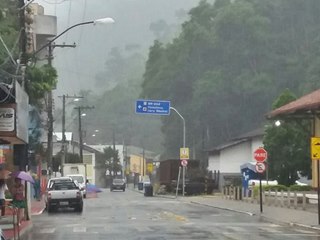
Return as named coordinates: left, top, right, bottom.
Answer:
left=22, top=189, right=320, bottom=240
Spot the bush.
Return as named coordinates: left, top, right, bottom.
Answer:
left=263, top=184, right=288, bottom=192
left=289, top=185, right=312, bottom=191
left=253, top=184, right=288, bottom=197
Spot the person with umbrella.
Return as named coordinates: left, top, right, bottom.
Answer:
left=11, top=178, right=26, bottom=225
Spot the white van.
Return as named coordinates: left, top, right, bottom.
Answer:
left=67, top=174, right=87, bottom=198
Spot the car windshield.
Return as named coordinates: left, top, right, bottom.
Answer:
left=69, top=176, right=84, bottom=184
left=113, top=179, right=124, bottom=184
left=48, top=179, right=72, bottom=189
left=52, top=182, right=77, bottom=190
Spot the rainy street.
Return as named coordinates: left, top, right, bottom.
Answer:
left=22, top=189, right=320, bottom=240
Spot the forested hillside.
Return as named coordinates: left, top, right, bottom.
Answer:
left=141, top=0, right=320, bottom=159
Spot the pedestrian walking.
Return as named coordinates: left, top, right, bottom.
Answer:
left=33, top=175, right=41, bottom=201
left=12, top=178, right=26, bottom=225
left=0, top=179, right=8, bottom=216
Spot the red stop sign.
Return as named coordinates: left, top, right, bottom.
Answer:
left=254, top=148, right=267, bottom=162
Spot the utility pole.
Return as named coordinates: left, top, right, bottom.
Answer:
left=46, top=44, right=53, bottom=176
left=58, top=94, right=83, bottom=176
left=46, top=43, right=76, bottom=177
left=112, top=129, right=116, bottom=176
left=74, top=106, right=94, bottom=181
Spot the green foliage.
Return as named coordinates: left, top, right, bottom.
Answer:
left=263, top=185, right=288, bottom=192
left=253, top=184, right=288, bottom=197
left=26, top=64, right=58, bottom=105
left=253, top=184, right=312, bottom=197
left=264, top=90, right=311, bottom=186
left=289, top=185, right=312, bottom=192
left=141, top=0, right=320, bottom=159
left=0, top=0, right=19, bottom=80
left=96, top=147, right=122, bottom=176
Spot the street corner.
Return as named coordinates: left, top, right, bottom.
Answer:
left=31, top=199, right=46, bottom=216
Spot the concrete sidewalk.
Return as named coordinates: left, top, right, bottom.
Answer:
left=183, top=195, right=320, bottom=230
left=3, top=198, right=45, bottom=240
left=130, top=185, right=320, bottom=230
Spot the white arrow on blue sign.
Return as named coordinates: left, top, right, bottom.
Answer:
left=136, top=99, right=170, bottom=115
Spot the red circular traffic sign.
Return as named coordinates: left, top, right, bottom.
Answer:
left=254, top=148, right=268, bottom=162
left=181, top=159, right=188, bottom=167
left=255, top=162, right=266, bottom=174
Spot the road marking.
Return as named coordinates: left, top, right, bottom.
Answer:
left=227, top=226, right=246, bottom=232
left=73, top=226, right=86, bottom=233
left=294, top=229, right=316, bottom=234
left=160, top=211, right=187, bottom=222
left=259, top=227, right=282, bottom=233
left=39, top=228, right=56, bottom=234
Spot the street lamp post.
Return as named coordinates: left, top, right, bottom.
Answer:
left=74, top=106, right=94, bottom=182
left=33, top=17, right=115, bottom=175
left=59, top=94, right=83, bottom=176
left=170, top=107, right=186, bottom=196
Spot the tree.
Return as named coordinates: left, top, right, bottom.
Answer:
left=104, top=147, right=122, bottom=176
left=141, top=0, right=320, bottom=160
left=263, top=89, right=311, bottom=186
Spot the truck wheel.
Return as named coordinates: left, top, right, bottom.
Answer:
left=123, top=188, right=125, bottom=192
left=48, top=205, right=54, bottom=213
left=75, top=204, right=83, bottom=213
left=83, top=194, right=86, bottom=199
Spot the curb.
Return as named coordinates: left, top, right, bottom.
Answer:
left=7, top=222, right=33, bottom=240
left=189, top=201, right=255, bottom=216
left=289, top=222, right=320, bottom=231
left=32, top=207, right=45, bottom=216
left=154, top=194, right=177, bottom=200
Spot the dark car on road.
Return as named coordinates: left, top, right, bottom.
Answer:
left=110, top=178, right=126, bottom=192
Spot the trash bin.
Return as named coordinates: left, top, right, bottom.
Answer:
left=138, top=182, right=143, bottom=190
left=144, top=185, right=153, bottom=197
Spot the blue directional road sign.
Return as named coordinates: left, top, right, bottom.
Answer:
left=136, top=99, right=170, bottom=115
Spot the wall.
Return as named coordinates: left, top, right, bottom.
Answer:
left=129, top=154, right=145, bottom=176
left=219, top=141, right=251, bottom=173
left=208, top=154, right=220, bottom=173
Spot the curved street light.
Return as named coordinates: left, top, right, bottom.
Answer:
left=37, top=18, right=114, bottom=176
left=33, top=17, right=115, bottom=56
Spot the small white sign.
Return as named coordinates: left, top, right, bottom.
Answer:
left=0, top=108, right=14, bottom=132
left=181, top=159, right=188, bottom=167
left=255, top=162, right=266, bottom=174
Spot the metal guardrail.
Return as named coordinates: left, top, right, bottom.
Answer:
left=222, top=186, right=317, bottom=211
left=0, top=203, right=19, bottom=240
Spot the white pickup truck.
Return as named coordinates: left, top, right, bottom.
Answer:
left=46, top=181, right=83, bottom=213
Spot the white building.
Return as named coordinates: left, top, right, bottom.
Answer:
left=208, top=128, right=264, bottom=190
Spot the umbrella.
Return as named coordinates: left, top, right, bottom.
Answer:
left=86, top=184, right=102, bottom=193
left=11, top=171, right=35, bottom=184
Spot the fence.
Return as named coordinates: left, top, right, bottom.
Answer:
left=222, top=186, right=317, bottom=211
left=0, top=204, right=19, bottom=240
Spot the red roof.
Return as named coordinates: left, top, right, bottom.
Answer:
left=268, top=89, right=320, bottom=118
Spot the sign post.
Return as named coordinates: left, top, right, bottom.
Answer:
left=136, top=100, right=187, bottom=197
left=311, top=137, right=320, bottom=225
left=135, top=100, right=170, bottom=115
left=254, top=147, right=267, bottom=213
left=180, top=147, right=189, bottom=196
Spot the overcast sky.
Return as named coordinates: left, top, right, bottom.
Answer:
left=34, top=0, right=200, bottom=97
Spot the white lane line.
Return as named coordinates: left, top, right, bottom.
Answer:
left=294, top=229, right=316, bottom=234
left=259, top=227, right=282, bottom=233
left=227, top=226, right=246, bottom=232
left=73, top=226, right=86, bottom=233
left=39, top=228, right=56, bottom=234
